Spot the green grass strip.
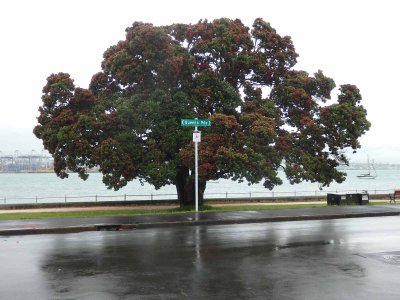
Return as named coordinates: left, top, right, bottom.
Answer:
left=0, top=203, right=327, bottom=221
left=0, top=201, right=390, bottom=221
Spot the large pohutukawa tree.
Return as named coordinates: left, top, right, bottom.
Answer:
left=34, top=18, right=370, bottom=207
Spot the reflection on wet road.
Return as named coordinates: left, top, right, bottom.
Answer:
left=2, top=217, right=400, bottom=299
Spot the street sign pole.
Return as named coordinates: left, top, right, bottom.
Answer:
left=194, top=125, right=198, bottom=212
left=181, top=118, right=210, bottom=212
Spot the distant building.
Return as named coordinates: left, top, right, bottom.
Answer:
left=0, top=150, right=53, bottom=173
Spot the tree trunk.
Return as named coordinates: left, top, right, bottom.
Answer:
left=175, top=166, right=206, bottom=208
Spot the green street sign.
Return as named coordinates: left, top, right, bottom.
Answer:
left=181, top=119, right=211, bottom=127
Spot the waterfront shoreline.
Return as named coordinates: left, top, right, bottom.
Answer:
left=0, top=170, right=399, bottom=205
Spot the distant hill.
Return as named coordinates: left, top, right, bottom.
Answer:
left=341, top=163, right=400, bottom=170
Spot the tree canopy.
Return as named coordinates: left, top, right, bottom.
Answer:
left=34, top=18, right=370, bottom=206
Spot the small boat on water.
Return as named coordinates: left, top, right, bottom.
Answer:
left=357, top=156, right=377, bottom=179
left=357, top=173, right=376, bottom=179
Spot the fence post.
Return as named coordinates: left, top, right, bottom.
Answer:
left=35, top=196, right=38, bottom=204
left=151, top=193, right=153, bottom=201
left=249, top=191, right=251, bottom=199
left=3, top=197, right=6, bottom=204
left=65, top=195, right=67, bottom=203
left=124, top=194, right=127, bottom=201
left=95, top=195, right=98, bottom=202
left=226, top=192, right=228, bottom=199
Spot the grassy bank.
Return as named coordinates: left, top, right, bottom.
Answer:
left=0, top=200, right=391, bottom=221
left=0, top=203, right=328, bottom=221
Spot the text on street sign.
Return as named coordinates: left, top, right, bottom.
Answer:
left=181, top=119, right=211, bottom=127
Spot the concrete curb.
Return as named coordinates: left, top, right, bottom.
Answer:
left=1, top=210, right=399, bottom=236
left=0, top=226, right=96, bottom=236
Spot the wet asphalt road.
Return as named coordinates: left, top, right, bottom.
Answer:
left=2, top=216, right=400, bottom=299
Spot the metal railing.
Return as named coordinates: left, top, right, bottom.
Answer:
left=0, top=188, right=394, bottom=205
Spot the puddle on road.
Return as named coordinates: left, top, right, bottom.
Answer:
left=382, top=254, right=400, bottom=264
left=362, top=251, right=400, bottom=265
left=338, top=262, right=366, bottom=278
left=275, top=239, right=341, bottom=250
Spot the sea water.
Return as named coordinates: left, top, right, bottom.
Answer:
left=0, top=169, right=399, bottom=204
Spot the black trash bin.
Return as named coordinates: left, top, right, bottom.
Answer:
left=346, top=193, right=361, bottom=205
left=346, top=193, right=369, bottom=205
left=327, top=193, right=346, bottom=205
left=327, top=193, right=369, bottom=205
left=360, top=193, right=369, bottom=205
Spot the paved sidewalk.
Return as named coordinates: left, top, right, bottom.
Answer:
left=1, top=204, right=400, bottom=236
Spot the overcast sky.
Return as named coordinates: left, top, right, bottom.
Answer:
left=0, top=0, right=398, bottom=163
